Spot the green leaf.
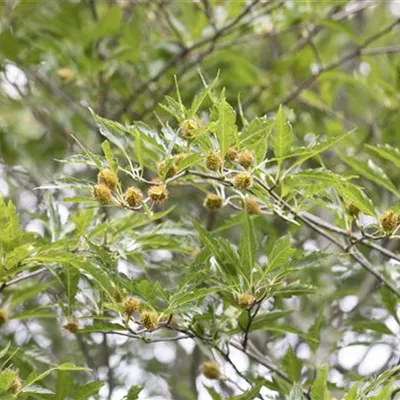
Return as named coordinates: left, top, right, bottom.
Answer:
left=310, top=364, right=330, bottom=400
left=78, top=322, right=126, bottom=334
left=169, top=288, right=217, bottom=309
left=193, top=221, right=238, bottom=281
left=233, top=310, right=293, bottom=334
left=381, top=286, right=400, bottom=325
left=288, top=384, right=306, bottom=400
left=337, top=182, right=376, bottom=216
left=216, top=93, right=238, bottom=156
left=273, top=105, right=293, bottom=164
left=230, top=382, right=263, bottom=399
left=124, top=385, right=144, bottom=400
left=240, top=118, right=271, bottom=148
left=266, top=236, right=294, bottom=272
left=133, top=128, right=144, bottom=172
left=74, top=381, right=105, bottom=400
left=282, top=346, right=302, bottom=382
left=22, top=364, right=88, bottom=391
left=344, top=383, right=360, bottom=400
left=66, top=267, right=79, bottom=315
left=205, top=386, right=223, bottom=400
left=308, top=314, right=324, bottom=354
left=367, top=144, right=400, bottom=169
left=352, top=320, right=393, bottom=335
left=189, top=75, right=219, bottom=117
left=239, top=213, right=257, bottom=276
left=340, top=155, right=400, bottom=199
left=101, top=140, right=118, bottom=173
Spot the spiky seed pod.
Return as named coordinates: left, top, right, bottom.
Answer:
left=244, top=198, right=261, bottom=215
left=123, top=297, right=140, bottom=316
left=10, top=376, right=21, bottom=394
left=158, top=161, right=178, bottom=179
left=380, top=210, right=399, bottom=234
left=237, top=293, right=256, bottom=308
left=205, top=151, right=223, bottom=171
left=233, top=172, right=253, bottom=190
left=226, top=147, right=238, bottom=162
left=347, top=202, right=360, bottom=218
left=140, top=310, right=159, bottom=331
left=238, top=150, right=255, bottom=169
left=203, top=193, right=223, bottom=210
left=64, top=320, right=79, bottom=333
left=0, top=308, right=9, bottom=324
left=92, top=184, right=112, bottom=204
left=180, top=118, right=201, bottom=140
left=124, top=187, right=143, bottom=208
left=97, top=168, right=118, bottom=191
left=173, top=152, right=187, bottom=166
left=148, top=185, right=169, bottom=204
left=201, top=361, right=221, bottom=380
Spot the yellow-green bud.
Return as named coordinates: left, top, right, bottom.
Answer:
left=173, top=152, right=187, bottom=166
left=180, top=118, right=201, bottom=140
left=380, top=210, right=399, bottom=234
left=97, top=168, right=118, bottom=191
left=201, top=360, right=221, bottom=380
left=148, top=185, right=169, bottom=204
left=10, top=375, right=21, bottom=394
left=203, top=193, right=223, bottom=210
left=140, top=310, right=159, bottom=331
left=123, top=297, right=140, bottom=316
left=244, top=198, right=261, bottom=215
left=347, top=202, right=360, bottom=218
left=205, top=151, right=223, bottom=171
left=158, top=161, right=178, bottom=179
left=92, top=184, right=112, bottom=204
left=124, top=187, right=143, bottom=208
left=237, top=293, right=256, bottom=308
left=226, top=147, right=238, bottom=162
left=64, top=320, right=79, bottom=333
left=233, top=172, right=253, bottom=190
left=0, top=308, right=9, bottom=325
left=238, top=150, right=254, bottom=169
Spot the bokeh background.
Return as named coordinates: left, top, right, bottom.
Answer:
left=2, top=1, right=400, bottom=399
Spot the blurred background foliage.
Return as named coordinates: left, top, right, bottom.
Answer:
left=2, top=0, right=400, bottom=399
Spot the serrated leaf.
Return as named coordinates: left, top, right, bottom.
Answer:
left=239, top=213, right=257, bottom=276
left=216, top=94, right=238, bottom=156
left=282, top=346, right=302, bottom=382
left=266, top=236, right=294, bottom=273
left=337, top=182, right=376, bottom=216
left=74, top=381, right=105, bottom=400
left=124, top=385, right=144, bottom=400
left=367, top=144, right=400, bottom=169
left=22, top=364, right=88, bottom=391
left=344, top=383, right=360, bottom=400
left=288, top=384, right=305, bottom=400
left=340, top=155, right=400, bottom=199
left=169, top=288, right=217, bottom=309
left=352, top=320, right=393, bottom=335
left=273, top=105, right=293, bottom=164
left=189, top=75, right=218, bottom=117
left=240, top=118, right=271, bottom=148
left=230, top=382, right=263, bottom=399
left=101, top=140, right=118, bottom=173
left=311, top=364, right=329, bottom=400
